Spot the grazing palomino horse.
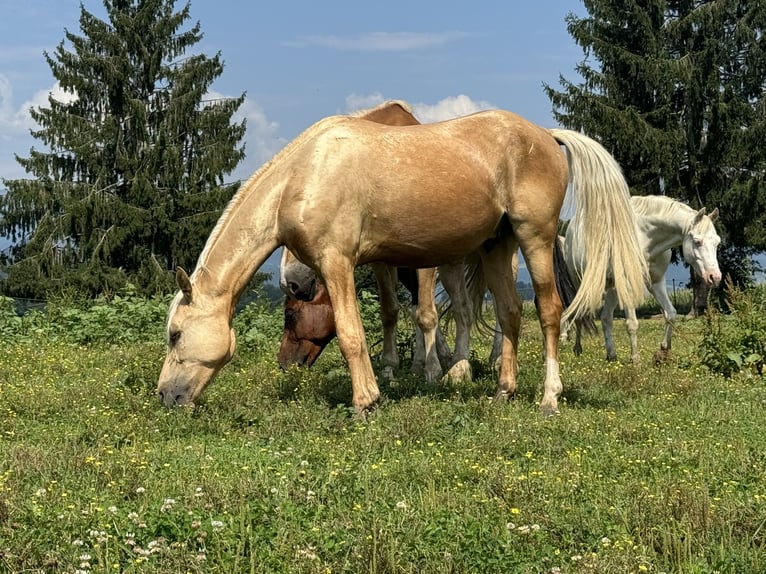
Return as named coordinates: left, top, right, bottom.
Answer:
left=157, top=108, right=648, bottom=416
left=278, top=101, right=474, bottom=383
left=561, top=195, right=722, bottom=363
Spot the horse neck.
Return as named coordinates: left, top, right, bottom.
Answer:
left=192, top=174, right=282, bottom=309
left=634, top=202, right=691, bottom=260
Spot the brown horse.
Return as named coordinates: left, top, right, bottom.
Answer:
left=277, top=101, right=468, bottom=383
left=158, top=106, right=648, bottom=416
left=280, top=248, right=471, bottom=379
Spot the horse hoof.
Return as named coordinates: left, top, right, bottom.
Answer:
left=381, top=366, right=396, bottom=382
left=492, top=389, right=515, bottom=404
left=652, top=348, right=670, bottom=366
left=424, top=365, right=443, bottom=384
left=444, top=360, right=472, bottom=384
left=541, top=404, right=560, bottom=418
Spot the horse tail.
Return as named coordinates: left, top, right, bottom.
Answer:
left=548, top=128, right=648, bottom=324
left=460, top=252, right=494, bottom=335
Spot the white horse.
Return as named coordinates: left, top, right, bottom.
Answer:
left=563, top=195, right=722, bottom=362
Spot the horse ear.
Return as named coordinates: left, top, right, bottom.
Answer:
left=176, top=267, right=193, bottom=303
left=709, top=207, right=719, bottom=222
left=693, top=208, right=706, bottom=224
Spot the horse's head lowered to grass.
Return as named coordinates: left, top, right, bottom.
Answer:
left=157, top=268, right=237, bottom=406
left=278, top=281, right=336, bottom=369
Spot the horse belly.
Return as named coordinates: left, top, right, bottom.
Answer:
left=360, top=196, right=502, bottom=267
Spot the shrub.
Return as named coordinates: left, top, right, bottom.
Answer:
left=698, top=281, right=766, bottom=376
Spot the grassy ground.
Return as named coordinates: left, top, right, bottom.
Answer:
left=1, top=303, right=765, bottom=573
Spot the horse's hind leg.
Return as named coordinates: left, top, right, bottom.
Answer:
left=601, top=288, right=619, bottom=361
left=320, top=255, right=380, bottom=412
left=519, top=232, right=564, bottom=416
left=415, top=268, right=443, bottom=383
left=439, top=262, right=473, bottom=383
left=479, top=239, right=522, bottom=402
left=624, top=305, right=640, bottom=363
left=372, top=263, right=400, bottom=381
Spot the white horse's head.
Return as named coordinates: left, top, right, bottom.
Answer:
left=682, top=207, right=722, bottom=287
left=156, top=268, right=236, bottom=407
left=279, top=247, right=318, bottom=300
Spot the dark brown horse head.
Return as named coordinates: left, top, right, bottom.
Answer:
left=278, top=282, right=337, bottom=369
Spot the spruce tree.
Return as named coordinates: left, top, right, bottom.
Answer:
left=546, top=0, right=766, bottom=289
left=544, top=0, right=680, bottom=196
left=0, top=0, right=246, bottom=298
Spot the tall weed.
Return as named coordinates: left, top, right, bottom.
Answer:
left=698, top=282, right=766, bottom=376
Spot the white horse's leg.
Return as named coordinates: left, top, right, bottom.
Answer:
left=372, top=263, right=400, bottom=381
left=415, top=268, right=443, bottom=383
left=649, top=279, right=677, bottom=352
left=320, top=256, right=380, bottom=413
left=439, top=262, right=473, bottom=383
left=601, top=288, right=619, bottom=361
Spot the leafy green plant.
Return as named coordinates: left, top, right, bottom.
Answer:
left=698, top=282, right=766, bottom=376
left=43, top=284, right=171, bottom=344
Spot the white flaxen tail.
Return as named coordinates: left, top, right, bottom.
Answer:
left=548, top=129, right=649, bottom=324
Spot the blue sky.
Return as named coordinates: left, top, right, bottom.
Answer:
left=0, top=0, right=587, bottom=183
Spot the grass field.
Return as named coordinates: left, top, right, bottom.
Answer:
left=1, top=296, right=765, bottom=573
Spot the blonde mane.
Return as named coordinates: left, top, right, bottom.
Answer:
left=193, top=115, right=347, bottom=276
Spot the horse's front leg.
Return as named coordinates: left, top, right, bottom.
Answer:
left=439, top=262, right=473, bottom=383
left=649, top=279, right=677, bottom=355
left=321, top=256, right=380, bottom=413
left=372, top=263, right=399, bottom=381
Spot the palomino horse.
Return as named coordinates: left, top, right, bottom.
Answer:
left=561, top=195, right=722, bottom=362
left=279, top=253, right=467, bottom=381
left=278, top=101, right=474, bottom=383
left=157, top=108, right=648, bottom=416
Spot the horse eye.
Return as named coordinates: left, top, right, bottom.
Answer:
left=169, top=331, right=181, bottom=345
left=693, top=237, right=703, bottom=247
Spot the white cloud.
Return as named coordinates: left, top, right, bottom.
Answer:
left=343, top=92, right=387, bottom=113
left=287, top=31, right=469, bottom=52
left=228, top=94, right=287, bottom=181
left=412, top=94, right=495, bottom=123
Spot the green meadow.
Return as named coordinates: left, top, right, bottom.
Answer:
left=1, top=288, right=765, bottom=573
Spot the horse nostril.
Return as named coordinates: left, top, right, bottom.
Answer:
left=158, top=390, right=165, bottom=402
left=288, top=281, right=300, bottom=296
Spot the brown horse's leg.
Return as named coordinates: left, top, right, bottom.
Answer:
left=372, top=263, right=400, bottom=381
left=320, top=256, right=380, bottom=413
left=480, top=238, right=521, bottom=402
left=439, top=262, right=473, bottom=383
left=519, top=231, right=564, bottom=416
left=415, top=268, right=443, bottom=383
